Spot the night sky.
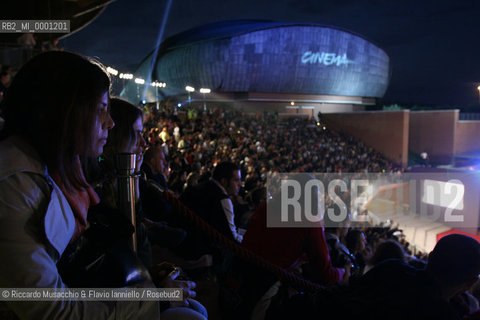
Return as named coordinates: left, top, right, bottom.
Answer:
left=63, top=0, right=480, bottom=108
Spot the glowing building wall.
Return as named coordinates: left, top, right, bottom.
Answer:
left=123, top=20, right=390, bottom=102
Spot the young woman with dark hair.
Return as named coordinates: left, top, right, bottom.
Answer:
left=96, top=97, right=207, bottom=319
left=0, top=51, right=160, bottom=319
left=102, top=98, right=146, bottom=171
left=91, top=97, right=148, bottom=263
left=2, top=51, right=111, bottom=192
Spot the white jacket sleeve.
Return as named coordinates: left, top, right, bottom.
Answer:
left=0, top=172, right=159, bottom=320
left=220, top=198, right=243, bottom=243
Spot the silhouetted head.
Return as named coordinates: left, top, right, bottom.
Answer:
left=427, top=234, right=480, bottom=298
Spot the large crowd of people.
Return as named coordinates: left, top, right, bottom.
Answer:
left=1, top=51, right=480, bottom=320
left=145, top=106, right=400, bottom=189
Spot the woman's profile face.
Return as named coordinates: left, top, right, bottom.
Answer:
left=126, top=115, right=146, bottom=169
left=90, top=92, right=114, bottom=157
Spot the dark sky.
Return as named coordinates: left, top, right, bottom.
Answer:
left=63, top=0, right=480, bottom=107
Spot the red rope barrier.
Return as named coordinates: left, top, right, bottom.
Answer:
left=159, top=189, right=324, bottom=292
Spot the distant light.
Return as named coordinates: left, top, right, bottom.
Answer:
left=185, top=86, right=195, bottom=92
left=141, top=99, right=147, bottom=105
left=322, top=126, right=326, bottom=130
left=477, top=85, right=480, bottom=92
left=177, top=103, right=182, bottom=107
left=119, top=73, right=133, bottom=79
left=134, top=78, right=145, bottom=85
left=290, top=101, right=295, bottom=106
left=151, top=81, right=166, bottom=87
left=199, top=88, right=211, bottom=94
left=316, top=122, right=320, bottom=126
left=106, top=67, right=118, bottom=76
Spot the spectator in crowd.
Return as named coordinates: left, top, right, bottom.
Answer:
left=173, top=123, right=181, bottom=142
left=346, top=229, right=366, bottom=255
left=324, top=214, right=354, bottom=269
left=89, top=97, right=152, bottom=266
left=17, top=33, right=36, bottom=60
left=17, top=33, right=36, bottom=49
left=97, top=98, right=204, bottom=318
left=168, top=162, right=243, bottom=275
left=184, top=171, right=200, bottom=192
left=140, top=143, right=186, bottom=249
left=142, top=144, right=169, bottom=191
left=141, top=144, right=169, bottom=196
left=0, top=51, right=160, bottom=318
left=363, top=239, right=406, bottom=274
left=0, top=67, right=11, bottom=103
left=148, top=127, right=161, bottom=145
left=345, top=229, right=367, bottom=273
left=169, top=169, right=188, bottom=196
left=184, top=161, right=243, bottom=242
left=159, top=127, right=170, bottom=143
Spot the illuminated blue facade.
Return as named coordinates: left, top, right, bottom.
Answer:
left=123, top=20, right=390, bottom=102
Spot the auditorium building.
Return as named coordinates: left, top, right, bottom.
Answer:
left=122, top=20, right=391, bottom=116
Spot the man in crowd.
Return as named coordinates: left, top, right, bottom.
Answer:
left=170, top=161, right=243, bottom=269
left=139, top=145, right=186, bottom=249
left=142, top=144, right=169, bottom=191
left=181, top=161, right=244, bottom=243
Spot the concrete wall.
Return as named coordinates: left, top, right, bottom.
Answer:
left=227, top=101, right=365, bottom=115
left=324, top=111, right=409, bottom=167
left=409, top=110, right=459, bottom=164
left=455, top=121, right=480, bottom=155
left=313, top=103, right=364, bottom=115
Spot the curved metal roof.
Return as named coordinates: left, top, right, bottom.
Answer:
left=122, top=20, right=391, bottom=103
left=159, top=19, right=383, bottom=52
